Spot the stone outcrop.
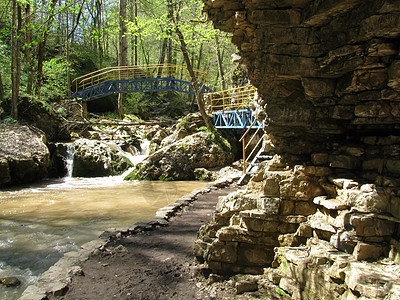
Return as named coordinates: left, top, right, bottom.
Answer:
left=199, top=1, right=400, bottom=298
left=271, top=238, right=400, bottom=299
left=0, top=123, right=50, bottom=186
left=18, top=97, right=70, bottom=141
left=126, top=130, right=234, bottom=181
left=195, top=157, right=400, bottom=298
left=72, top=139, right=133, bottom=177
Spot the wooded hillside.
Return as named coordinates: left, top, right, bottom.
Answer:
left=0, top=0, right=236, bottom=120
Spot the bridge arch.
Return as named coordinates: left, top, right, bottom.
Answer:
left=71, top=64, right=213, bottom=101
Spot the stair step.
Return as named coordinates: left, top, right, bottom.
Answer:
left=257, top=155, right=272, bottom=160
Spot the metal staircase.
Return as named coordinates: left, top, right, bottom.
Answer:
left=237, top=119, right=272, bottom=185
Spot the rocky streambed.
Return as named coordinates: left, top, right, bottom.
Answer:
left=0, top=113, right=238, bottom=187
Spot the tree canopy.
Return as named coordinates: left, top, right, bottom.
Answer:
left=0, top=0, right=237, bottom=120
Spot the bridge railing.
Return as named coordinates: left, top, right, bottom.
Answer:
left=72, top=64, right=210, bottom=93
left=207, top=85, right=257, bottom=112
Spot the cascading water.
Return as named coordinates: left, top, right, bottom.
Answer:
left=120, top=139, right=151, bottom=178
left=65, top=143, right=75, bottom=177
left=130, top=139, right=151, bottom=165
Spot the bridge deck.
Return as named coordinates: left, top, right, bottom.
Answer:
left=71, top=65, right=262, bottom=130
left=71, top=64, right=212, bottom=101
left=207, top=85, right=263, bottom=129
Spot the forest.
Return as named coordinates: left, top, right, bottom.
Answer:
left=0, top=0, right=237, bottom=121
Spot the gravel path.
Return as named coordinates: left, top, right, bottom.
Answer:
left=50, top=183, right=240, bottom=300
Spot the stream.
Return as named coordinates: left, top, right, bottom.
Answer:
left=0, top=141, right=206, bottom=299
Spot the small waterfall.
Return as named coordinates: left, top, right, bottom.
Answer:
left=131, top=139, right=150, bottom=165
left=120, top=139, right=150, bottom=178
left=65, top=143, right=75, bottom=177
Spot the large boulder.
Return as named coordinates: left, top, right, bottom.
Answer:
left=17, top=97, right=70, bottom=141
left=125, top=130, right=234, bottom=181
left=72, top=139, right=133, bottom=177
left=0, top=123, right=50, bottom=187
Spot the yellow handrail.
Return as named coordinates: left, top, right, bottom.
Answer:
left=71, top=63, right=210, bottom=92
left=208, top=85, right=257, bottom=112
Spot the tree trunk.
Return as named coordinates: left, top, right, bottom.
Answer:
left=118, top=0, right=127, bottom=119
left=197, top=43, right=203, bottom=70
left=157, top=38, right=168, bottom=77
left=134, top=0, right=138, bottom=65
left=166, top=0, right=173, bottom=65
left=0, top=73, right=4, bottom=101
left=36, top=0, right=58, bottom=98
left=11, top=0, right=22, bottom=119
left=66, top=7, right=71, bottom=97
left=215, top=36, right=226, bottom=91
left=95, top=0, right=103, bottom=66
left=174, top=25, right=214, bottom=131
left=25, top=3, right=33, bottom=94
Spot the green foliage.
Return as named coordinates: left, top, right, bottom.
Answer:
left=276, top=287, right=290, bottom=297
left=194, top=172, right=212, bottom=181
left=123, top=91, right=188, bottom=120
left=196, top=126, right=208, bottom=132
left=124, top=167, right=150, bottom=181
left=124, top=114, right=143, bottom=123
left=41, top=56, right=74, bottom=101
left=0, top=41, right=11, bottom=99
left=1, top=0, right=237, bottom=110
left=158, top=176, right=174, bottom=181
left=210, top=129, right=232, bottom=153
left=1, top=116, right=18, bottom=124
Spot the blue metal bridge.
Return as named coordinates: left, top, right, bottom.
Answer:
left=212, top=109, right=262, bottom=129
left=207, top=85, right=263, bottom=129
left=71, top=64, right=213, bottom=102
left=71, top=64, right=262, bottom=130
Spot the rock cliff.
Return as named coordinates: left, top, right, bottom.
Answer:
left=204, top=0, right=400, bottom=169
left=198, top=1, right=400, bottom=298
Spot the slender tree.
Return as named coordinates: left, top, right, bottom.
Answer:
left=171, top=4, right=214, bottom=130
left=24, top=3, right=33, bottom=94
left=0, top=73, right=4, bottom=102
left=166, top=0, right=174, bottom=65
left=11, top=0, right=22, bottom=119
left=36, top=0, right=58, bottom=98
left=214, top=36, right=226, bottom=91
left=131, top=0, right=138, bottom=65
left=118, top=0, right=127, bottom=119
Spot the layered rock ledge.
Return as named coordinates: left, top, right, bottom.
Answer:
left=199, top=1, right=400, bottom=298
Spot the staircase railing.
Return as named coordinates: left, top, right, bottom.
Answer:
left=208, top=85, right=257, bottom=112
left=239, top=118, right=263, bottom=173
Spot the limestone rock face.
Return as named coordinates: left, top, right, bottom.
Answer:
left=0, top=124, right=50, bottom=186
left=72, top=139, right=133, bottom=177
left=127, top=131, right=233, bottom=181
left=195, top=157, right=400, bottom=297
left=203, top=0, right=400, bottom=179
left=199, top=1, right=400, bottom=298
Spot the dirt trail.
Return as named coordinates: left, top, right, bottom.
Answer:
left=50, top=184, right=240, bottom=300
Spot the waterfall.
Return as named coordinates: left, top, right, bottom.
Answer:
left=120, top=139, right=150, bottom=178
left=131, top=139, right=150, bottom=165
left=65, top=143, right=75, bottom=177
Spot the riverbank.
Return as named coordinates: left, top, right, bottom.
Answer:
left=20, top=178, right=244, bottom=299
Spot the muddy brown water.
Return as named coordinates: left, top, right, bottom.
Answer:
left=0, top=176, right=206, bottom=300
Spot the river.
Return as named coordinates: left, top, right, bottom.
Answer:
left=0, top=175, right=206, bottom=299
